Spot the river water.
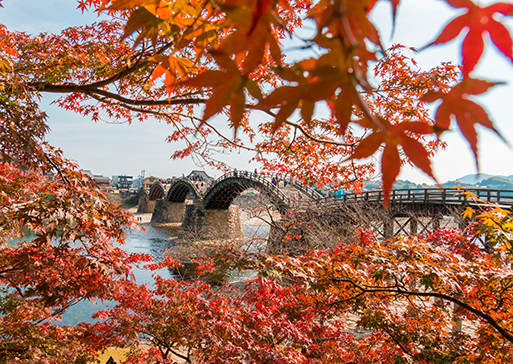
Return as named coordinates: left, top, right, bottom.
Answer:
left=60, top=222, right=269, bottom=325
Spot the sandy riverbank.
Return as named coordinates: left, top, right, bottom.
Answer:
left=128, top=207, right=279, bottom=227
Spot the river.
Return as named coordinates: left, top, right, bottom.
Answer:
left=59, top=220, right=270, bottom=325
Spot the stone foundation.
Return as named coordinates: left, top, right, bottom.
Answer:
left=182, top=203, right=243, bottom=239
left=137, top=195, right=155, bottom=213
left=151, top=200, right=191, bottom=223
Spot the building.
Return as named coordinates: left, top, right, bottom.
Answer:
left=143, top=176, right=159, bottom=190
left=83, top=170, right=111, bottom=190
left=132, top=177, right=144, bottom=189
left=187, top=170, right=214, bottom=182
left=112, top=175, right=134, bottom=190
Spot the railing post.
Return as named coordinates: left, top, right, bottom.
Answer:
left=383, top=214, right=394, bottom=240
left=410, top=218, right=418, bottom=235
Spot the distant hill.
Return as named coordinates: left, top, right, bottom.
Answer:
left=441, top=180, right=468, bottom=188
left=393, top=180, right=426, bottom=189
left=455, top=173, right=494, bottom=184
left=363, top=180, right=426, bottom=190
left=442, top=176, right=513, bottom=189
left=362, top=174, right=513, bottom=191
left=477, top=176, right=513, bottom=189
left=455, top=173, right=513, bottom=184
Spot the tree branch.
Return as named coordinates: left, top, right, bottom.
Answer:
left=329, top=281, right=513, bottom=344
left=257, top=108, right=355, bottom=147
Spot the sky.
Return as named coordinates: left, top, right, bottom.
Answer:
left=1, top=0, right=513, bottom=183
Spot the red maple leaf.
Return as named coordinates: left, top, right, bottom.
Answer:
left=349, top=119, right=435, bottom=205
left=422, top=77, right=504, bottom=167
left=428, top=0, right=513, bottom=76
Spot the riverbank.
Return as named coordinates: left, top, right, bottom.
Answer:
left=129, top=207, right=279, bottom=227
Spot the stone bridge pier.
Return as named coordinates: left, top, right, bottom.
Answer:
left=151, top=199, right=243, bottom=239
left=137, top=194, right=156, bottom=213
left=181, top=202, right=243, bottom=240
left=151, top=200, right=192, bottom=224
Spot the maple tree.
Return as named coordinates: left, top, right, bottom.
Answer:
left=2, top=0, right=513, bottom=363
left=95, top=215, right=513, bottom=363
left=4, top=0, right=510, bottom=196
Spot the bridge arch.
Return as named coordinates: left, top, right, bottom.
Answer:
left=148, top=182, right=166, bottom=201
left=167, top=178, right=201, bottom=203
left=203, top=171, right=289, bottom=211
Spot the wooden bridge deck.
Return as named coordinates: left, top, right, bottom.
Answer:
left=318, top=188, right=513, bottom=209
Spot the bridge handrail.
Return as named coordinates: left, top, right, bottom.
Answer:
left=290, top=179, right=325, bottom=199
left=316, top=187, right=513, bottom=207
left=262, top=172, right=325, bottom=199
left=208, top=170, right=291, bottom=206
left=170, top=177, right=203, bottom=198
left=161, top=172, right=513, bottom=211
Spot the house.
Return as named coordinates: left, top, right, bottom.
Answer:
left=143, top=176, right=160, bottom=190
left=83, top=170, right=110, bottom=190
left=112, top=175, right=133, bottom=190
left=132, top=177, right=144, bottom=189
left=187, top=170, right=214, bottom=182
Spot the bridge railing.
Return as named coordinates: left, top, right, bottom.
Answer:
left=261, top=172, right=325, bottom=199
left=171, top=177, right=203, bottom=197
left=316, top=188, right=513, bottom=208
left=211, top=170, right=291, bottom=206
left=289, top=179, right=325, bottom=199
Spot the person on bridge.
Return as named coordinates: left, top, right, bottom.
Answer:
left=334, top=189, right=345, bottom=199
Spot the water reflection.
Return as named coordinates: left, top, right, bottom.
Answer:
left=59, top=223, right=269, bottom=325
left=60, top=225, right=177, bottom=325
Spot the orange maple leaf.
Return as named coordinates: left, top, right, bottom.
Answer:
left=179, top=52, right=262, bottom=132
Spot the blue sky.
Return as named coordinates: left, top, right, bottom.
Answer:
left=1, top=0, right=513, bottom=183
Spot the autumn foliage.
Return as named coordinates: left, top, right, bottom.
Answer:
left=2, top=0, right=513, bottom=363
left=2, top=0, right=511, bottom=195
left=91, top=216, right=513, bottom=363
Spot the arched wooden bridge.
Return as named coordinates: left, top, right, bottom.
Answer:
left=142, top=170, right=321, bottom=212
left=306, top=187, right=513, bottom=242
left=147, top=170, right=513, bottom=210
left=140, top=170, right=513, bottom=240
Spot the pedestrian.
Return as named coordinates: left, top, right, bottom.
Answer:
left=254, top=168, right=258, bottom=175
